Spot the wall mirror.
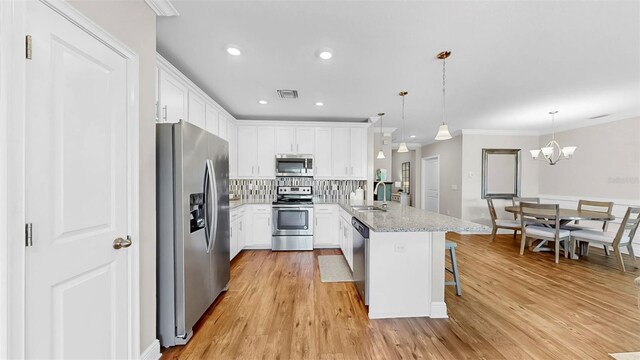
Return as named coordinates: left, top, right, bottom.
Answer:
left=481, top=149, right=521, bottom=199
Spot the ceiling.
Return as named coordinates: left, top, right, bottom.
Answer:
left=157, top=1, right=640, bottom=145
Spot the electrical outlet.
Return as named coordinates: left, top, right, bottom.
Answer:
left=394, top=244, right=407, bottom=253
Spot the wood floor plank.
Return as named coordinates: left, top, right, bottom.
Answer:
left=161, top=233, right=640, bottom=359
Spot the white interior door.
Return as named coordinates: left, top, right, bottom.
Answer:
left=25, top=2, right=133, bottom=358
left=422, top=157, right=440, bottom=213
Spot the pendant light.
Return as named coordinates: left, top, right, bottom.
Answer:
left=434, top=51, right=453, bottom=141
left=376, top=112, right=386, bottom=159
left=397, top=91, right=409, bottom=153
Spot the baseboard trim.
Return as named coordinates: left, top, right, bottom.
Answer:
left=313, top=244, right=340, bottom=249
left=429, top=301, right=449, bottom=319
left=141, top=339, right=161, bottom=360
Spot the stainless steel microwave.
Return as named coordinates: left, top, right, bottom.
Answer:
left=275, top=154, right=314, bottom=177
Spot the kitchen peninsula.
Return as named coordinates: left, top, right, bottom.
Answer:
left=340, top=200, right=487, bottom=319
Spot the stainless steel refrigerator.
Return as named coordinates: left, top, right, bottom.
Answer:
left=156, top=121, right=230, bottom=347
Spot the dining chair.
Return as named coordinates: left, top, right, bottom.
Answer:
left=519, top=202, right=570, bottom=264
left=487, top=198, right=521, bottom=242
left=563, top=200, right=614, bottom=256
left=570, top=206, right=639, bottom=272
left=511, top=197, right=540, bottom=238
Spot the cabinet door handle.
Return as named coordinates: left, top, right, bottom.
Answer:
left=345, top=166, right=348, bottom=175
left=257, top=165, right=260, bottom=174
left=163, top=106, right=168, bottom=121
left=240, top=221, right=242, bottom=231
left=290, top=144, right=293, bottom=152
left=297, top=144, right=299, bottom=152
left=351, top=166, right=353, bottom=175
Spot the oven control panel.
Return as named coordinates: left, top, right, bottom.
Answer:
left=277, top=186, right=312, bottom=195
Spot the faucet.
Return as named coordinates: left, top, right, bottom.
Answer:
left=374, top=181, right=388, bottom=208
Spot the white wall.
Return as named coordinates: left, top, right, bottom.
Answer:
left=420, top=135, right=463, bottom=218
left=539, top=117, right=640, bottom=200
left=461, top=133, right=540, bottom=226
left=67, top=0, right=157, bottom=352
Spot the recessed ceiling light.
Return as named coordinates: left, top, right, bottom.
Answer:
left=319, top=51, right=332, bottom=60
left=315, top=102, right=324, bottom=106
left=258, top=100, right=268, bottom=105
left=226, top=46, right=241, bottom=56
left=410, top=135, right=416, bottom=138
left=317, top=48, right=334, bottom=60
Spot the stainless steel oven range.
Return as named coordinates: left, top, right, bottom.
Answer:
left=272, top=186, right=314, bottom=251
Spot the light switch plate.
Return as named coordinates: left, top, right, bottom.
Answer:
left=451, top=184, right=458, bottom=191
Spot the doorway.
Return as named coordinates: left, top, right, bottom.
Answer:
left=422, top=156, right=440, bottom=213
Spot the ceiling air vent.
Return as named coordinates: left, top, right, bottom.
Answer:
left=277, top=89, right=299, bottom=99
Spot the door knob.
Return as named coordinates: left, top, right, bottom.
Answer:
left=113, top=236, right=132, bottom=249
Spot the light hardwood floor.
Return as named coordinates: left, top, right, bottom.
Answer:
left=161, top=233, right=640, bottom=359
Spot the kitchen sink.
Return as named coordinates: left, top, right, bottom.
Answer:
left=351, top=205, right=387, bottom=212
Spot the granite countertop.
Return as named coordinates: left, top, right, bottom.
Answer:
left=337, top=200, right=488, bottom=233
left=229, top=198, right=274, bottom=209
left=229, top=198, right=487, bottom=233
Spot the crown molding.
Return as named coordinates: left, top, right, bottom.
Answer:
left=373, top=127, right=397, bottom=136
left=145, top=0, right=179, bottom=16
left=461, top=129, right=540, bottom=136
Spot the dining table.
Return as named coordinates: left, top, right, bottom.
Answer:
left=504, top=205, right=616, bottom=258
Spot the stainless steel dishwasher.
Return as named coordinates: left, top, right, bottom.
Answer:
left=352, top=217, right=369, bottom=305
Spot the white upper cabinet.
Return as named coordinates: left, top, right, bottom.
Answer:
left=228, top=121, right=238, bottom=179
left=158, top=68, right=187, bottom=123
left=329, top=127, right=367, bottom=180
left=237, top=126, right=275, bottom=179
left=187, top=90, right=206, bottom=129
left=256, top=127, right=276, bottom=178
left=218, top=115, right=228, bottom=141
left=237, top=126, right=257, bottom=177
left=296, top=127, right=315, bottom=154
left=332, top=128, right=350, bottom=178
left=205, top=103, right=219, bottom=136
left=349, top=127, right=367, bottom=179
left=314, top=127, right=333, bottom=179
left=275, top=127, right=315, bottom=155
left=275, top=127, right=295, bottom=154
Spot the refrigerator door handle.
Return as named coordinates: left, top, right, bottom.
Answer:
left=203, top=163, right=211, bottom=252
left=206, top=159, right=218, bottom=254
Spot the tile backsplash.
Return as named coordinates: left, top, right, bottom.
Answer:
left=229, top=177, right=367, bottom=201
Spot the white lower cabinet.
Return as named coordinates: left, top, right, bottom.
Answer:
left=230, top=207, right=246, bottom=260
left=338, top=207, right=353, bottom=270
left=245, top=205, right=272, bottom=249
left=313, top=205, right=339, bottom=248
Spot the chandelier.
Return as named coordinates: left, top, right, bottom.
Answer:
left=530, top=111, right=576, bottom=165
